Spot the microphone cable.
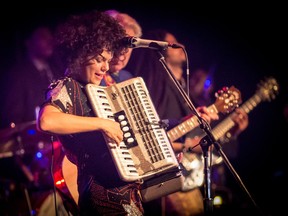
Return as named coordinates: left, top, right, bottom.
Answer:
left=180, top=46, right=190, bottom=99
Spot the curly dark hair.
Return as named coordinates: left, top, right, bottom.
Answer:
left=55, top=10, right=128, bottom=76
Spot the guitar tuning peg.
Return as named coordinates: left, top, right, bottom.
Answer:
left=222, top=86, right=229, bottom=91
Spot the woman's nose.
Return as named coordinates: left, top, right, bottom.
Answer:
left=101, top=62, right=109, bottom=71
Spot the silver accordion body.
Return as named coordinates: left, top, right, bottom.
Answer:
left=85, top=77, right=180, bottom=183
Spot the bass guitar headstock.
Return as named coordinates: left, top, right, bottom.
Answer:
left=257, top=76, right=279, bottom=102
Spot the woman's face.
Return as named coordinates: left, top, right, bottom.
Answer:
left=80, top=50, right=113, bottom=85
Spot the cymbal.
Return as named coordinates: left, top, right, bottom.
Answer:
left=0, top=121, right=52, bottom=158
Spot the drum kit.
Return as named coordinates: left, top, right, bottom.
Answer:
left=0, top=121, right=53, bottom=182
left=0, top=121, right=65, bottom=215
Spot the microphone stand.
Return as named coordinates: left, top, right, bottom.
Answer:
left=154, top=49, right=259, bottom=215
left=154, top=49, right=214, bottom=213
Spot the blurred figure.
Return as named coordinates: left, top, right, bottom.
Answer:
left=189, top=68, right=215, bottom=107
left=189, top=68, right=248, bottom=158
left=100, top=9, right=142, bottom=86
left=1, top=24, right=63, bottom=129
left=0, top=23, right=65, bottom=216
left=188, top=67, right=249, bottom=213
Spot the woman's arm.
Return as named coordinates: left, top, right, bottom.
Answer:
left=37, top=104, right=123, bottom=144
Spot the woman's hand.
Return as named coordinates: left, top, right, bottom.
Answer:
left=101, top=119, right=124, bottom=145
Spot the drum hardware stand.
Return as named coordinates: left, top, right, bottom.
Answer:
left=15, top=131, right=34, bottom=216
left=23, top=184, right=33, bottom=216
left=13, top=131, right=34, bottom=216
left=154, top=48, right=261, bottom=215
left=46, top=134, right=59, bottom=216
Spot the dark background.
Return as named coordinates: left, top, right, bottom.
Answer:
left=1, top=2, right=287, bottom=215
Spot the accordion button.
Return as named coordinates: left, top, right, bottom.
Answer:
left=124, top=132, right=131, bottom=138
left=122, top=126, right=129, bottom=132
left=118, top=115, right=125, bottom=121
left=127, top=138, right=134, bottom=143
left=121, top=121, right=128, bottom=126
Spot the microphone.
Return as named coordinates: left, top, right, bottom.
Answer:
left=122, top=36, right=182, bottom=50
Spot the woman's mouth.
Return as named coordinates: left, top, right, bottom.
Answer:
left=95, top=73, right=104, bottom=79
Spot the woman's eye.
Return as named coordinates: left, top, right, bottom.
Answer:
left=95, top=57, right=102, bottom=63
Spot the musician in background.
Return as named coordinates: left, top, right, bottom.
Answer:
left=0, top=23, right=63, bottom=129
left=188, top=68, right=249, bottom=210
left=0, top=22, right=66, bottom=215
left=189, top=68, right=249, bottom=150
left=37, top=10, right=144, bottom=215
left=100, top=9, right=142, bottom=86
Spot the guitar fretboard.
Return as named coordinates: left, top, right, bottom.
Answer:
left=212, top=93, right=262, bottom=140
left=167, top=104, right=218, bottom=142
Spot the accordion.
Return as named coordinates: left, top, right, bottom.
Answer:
left=85, top=77, right=181, bottom=183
